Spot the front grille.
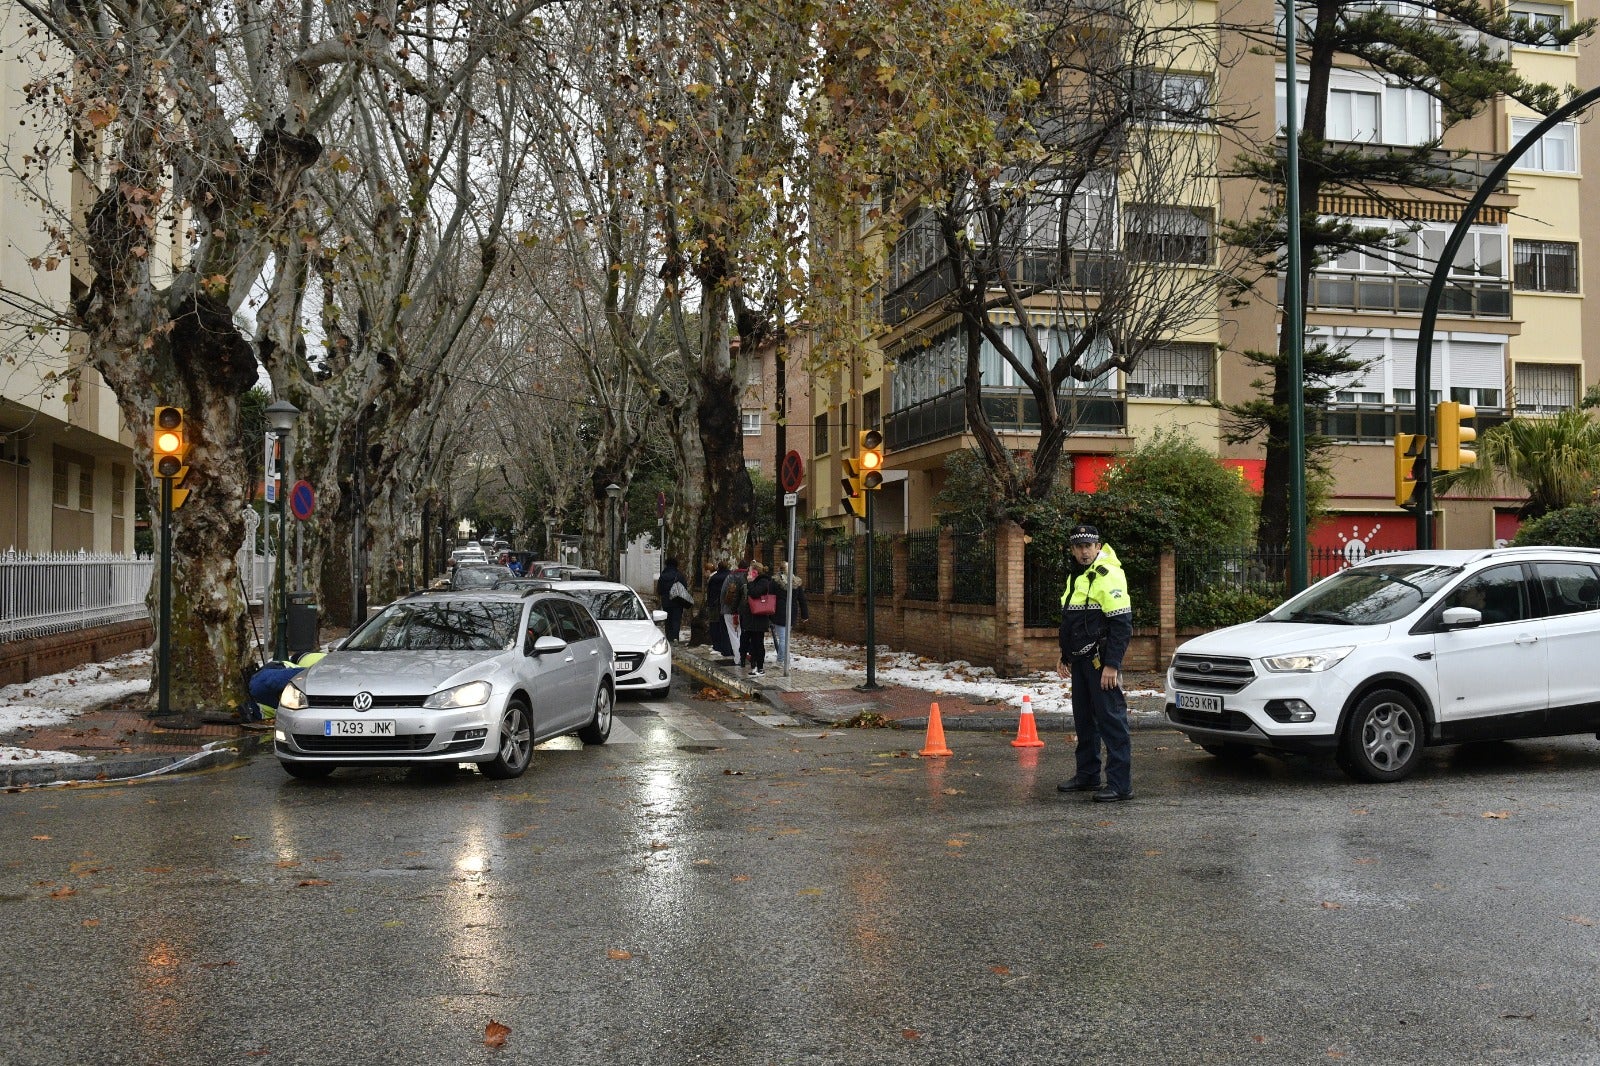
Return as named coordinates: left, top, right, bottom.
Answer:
left=1171, top=653, right=1256, bottom=693
left=306, top=694, right=428, bottom=709
left=614, top=653, right=645, bottom=676
left=1168, top=707, right=1255, bottom=732
left=291, top=733, right=437, bottom=753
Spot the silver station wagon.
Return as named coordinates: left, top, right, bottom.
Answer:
left=274, top=590, right=614, bottom=781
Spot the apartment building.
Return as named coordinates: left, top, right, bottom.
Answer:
left=0, top=0, right=137, bottom=555
left=809, top=0, right=1592, bottom=550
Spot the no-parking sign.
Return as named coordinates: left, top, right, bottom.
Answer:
left=289, top=480, right=316, bottom=521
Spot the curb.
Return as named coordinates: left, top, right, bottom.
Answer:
left=1, top=731, right=271, bottom=790
left=888, top=711, right=1173, bottom=733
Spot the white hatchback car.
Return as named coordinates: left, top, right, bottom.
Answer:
left=275, top=590, right=615, bottom=781
left=550, top=580, right=673, bottom=698
left=1166, top=547, right=1600, bottom=782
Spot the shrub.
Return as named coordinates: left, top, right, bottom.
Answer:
left=1511, top=503, right=1600, bottom=548
left=1177, top=583, right=1282, bottom=630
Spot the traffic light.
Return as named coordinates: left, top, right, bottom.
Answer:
left=1435, top=401, right=1477, bottom=472
left=152, top=406, right=192, bottom=509
left=841, top=457, right=867, bottom=518
left=1394, top=432, right=1427, bottom=508
left=858, top=428, right=885, bottom=490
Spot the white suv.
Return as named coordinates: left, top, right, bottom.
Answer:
left=1165, top=547, right=1600, bottom=782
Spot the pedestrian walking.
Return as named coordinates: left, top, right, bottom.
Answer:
left=769, top=561, right=809, bottom=665
left=1054, top=524, right=1135, bottom=802
left=721, top=558, right=750, bottom=666
left=738, top=561, right=775, bottom=677
left=656, top=557, right=692, bottom=644
left=705, top=559, right=734, bottom=661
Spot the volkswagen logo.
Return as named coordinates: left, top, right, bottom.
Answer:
left=352, top=692, right=374, bottom=712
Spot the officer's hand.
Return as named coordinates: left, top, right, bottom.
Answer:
left=1056, top=660, right=1068, bottom=679
left=1101, top=666, right=1121, bottom=691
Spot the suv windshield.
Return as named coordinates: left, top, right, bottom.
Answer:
left=565, top=588, right=648, bottom=621
left=453, top=565, right=508, bottom=590
left=345, top=601, right=522, bottom=651
left=1268, top=564, right=1460, bottom=626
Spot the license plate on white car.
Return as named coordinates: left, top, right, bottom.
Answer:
left=325, top=719, right=396, bottom=737
left=1176, top=692, right=1223, bottom=714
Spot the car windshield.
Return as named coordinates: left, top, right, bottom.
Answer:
left=1267, top=564, right=1460, bottom=626
left=566, top=588, right=648, bottom=621
left=454, top=566, right=509, bottom=589
left=344, top=601, right=522, bottom=651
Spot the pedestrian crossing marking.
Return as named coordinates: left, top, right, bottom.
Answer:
left=654, top=704, right=747, bottom=742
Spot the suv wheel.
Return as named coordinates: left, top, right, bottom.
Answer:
left=1339, top=688, right=1423, bottom=783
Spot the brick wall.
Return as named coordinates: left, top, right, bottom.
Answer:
left=0, top=619, right=154, bottom=687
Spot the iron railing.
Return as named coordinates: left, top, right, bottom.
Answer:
left=834, top=540, right=856, bottom=595
left=872, top=536, right=894, bottom=597
left=806, top=542, right=825, bottom=593
left=0, top=552, right=155, bottom=642
left=951, top=531, right=995, bottom=605
left=904, top=530, right=940, bottom=601
left=886, top=386, right=1126, bottom=450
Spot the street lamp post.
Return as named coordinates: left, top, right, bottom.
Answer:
left=606, top=483, right=622, bottom=582
left=265, top=400, right=300, bottom=662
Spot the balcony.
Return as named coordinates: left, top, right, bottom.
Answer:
left=885, top=386, right=1126, bottom=450
left=882, top=250, right=1119, bottom=326
left=1285, top=271, right=1511, bottom=318
left=1315, top=403, right=1509, bottom=443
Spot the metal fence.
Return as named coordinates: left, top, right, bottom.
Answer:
left=872, top=535, right=893, bottom=597
left=0, top=552, right=156, bottom=642
left=806, top=542, right=825, bottom=594
left=904, top=530, right=939, bottom=600
left=951, top=531, right=995, bottom=605
left=1178, top=544, right=1399, bottom=596
left=834, top=539, right=856, bottom=595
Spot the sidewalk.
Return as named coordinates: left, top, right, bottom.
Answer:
left=673, top=634, right=1172, bottom=735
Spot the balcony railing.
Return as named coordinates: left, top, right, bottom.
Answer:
left=885, top=386, right=1126, bottom=450
left=882, top=250, right=1119, bottom=325
left=1284, top=271, right=1512, bottom=317
left=1314, top=403, right=1509, bottom=443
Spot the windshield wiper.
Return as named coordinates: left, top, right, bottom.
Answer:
left=1289, top=610, right=1356, bottom=625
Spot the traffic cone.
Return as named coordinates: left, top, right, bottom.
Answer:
left=918, top=702, right=953, bottom=757
left=1011, top=693, right=1045, bottom=748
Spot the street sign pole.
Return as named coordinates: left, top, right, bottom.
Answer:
left=783, top=492, right=798, bottom=676
left=157, top=474, right=172, bottom=716
left=861, top=490, right=879, bottom=691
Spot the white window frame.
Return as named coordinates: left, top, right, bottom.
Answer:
left=1277, top=67, right=1438, bottom=147
left=741, top=409, right=763, bottom=436
left=1126, top=343, right=1214, bottom=400
left=1509, top=1, right=1570, bottom=49
left=1511, top=118, right=1578, bottom=174
left=1514, top=363, right=1579, bottom=413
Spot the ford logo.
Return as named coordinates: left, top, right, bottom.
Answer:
left=352, top=691, right=374, bottom=712
left=1196, top=662, right=1213, bottom=673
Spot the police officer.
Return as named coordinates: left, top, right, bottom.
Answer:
left=1054, top=524, right=1135, bottom=802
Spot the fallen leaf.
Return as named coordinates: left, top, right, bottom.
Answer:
left=1482, top=811, right=1511, bottom=820
left=1562, top=915, right=1595, bottom=927
left=49, top=886, right=77, bottom=899
left=1144, top=849, right=1162, bottom=857
left=901, top=1029, right=922, bottom=1041
left=199, top=960, right=237, bottom=969
left=31, top=835, right=49, bottom=841
left=723, top=769, right=745, bottom=776
left=797, top=887, right=823, bottom=896
left=1251, top=1034, right=1267, bottom=1044
left=1090, top=941, right=1106, bottom=949
left=732, top=875, right=750, bottom=883
left=1350, top=808, right=1369, bottom=816
left=1500, top=1012, right=1535, bottom=1020
left=273, top=860, right=300, bottom=869
left=484, top=1019, right=511, bottom=1048
left=231, top=835, right=251, bottom=842
left=1327, top=1048, right=1346, bottom=1060
left=990, top=965, right=1011, bottom=975
left=939, top=788, right=964, bottom=795
left=945, top=839, right=966, bottom=847
left=1320, top=901, right=1343, bottom=910
left=296, top=879, right=331, bottom=887
left=82, top=918, right=100, bottom=928
left=607, top=949, right=633, bottom=960
left=649, top=841, right=669, bottom=850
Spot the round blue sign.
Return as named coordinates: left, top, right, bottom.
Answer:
left=290, top=479, right=316, bottom=521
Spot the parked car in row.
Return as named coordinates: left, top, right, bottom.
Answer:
left=450, top=563, right=513, bottom=591
left=274, top=589, right=615, bottom=781
left=1165, top=546, right=1600, bottom=782
left=556, top=579, right=673, bottom=698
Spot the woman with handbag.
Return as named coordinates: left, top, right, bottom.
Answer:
left=738, top=561, right=776, bottom=677
left=656, top=557, right=692, bottom=644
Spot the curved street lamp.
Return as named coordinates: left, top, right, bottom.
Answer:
left=606, top=483, right=622, bottom=582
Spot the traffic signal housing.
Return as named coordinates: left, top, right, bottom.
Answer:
left=152, top=406, right=192, bottom=509
left=858, top=429, right=885, bottom=490
left=1435, top=401, right=1477, bottom=472
left=1393, top=432, right=1426, bottom=508
left=840, top=457, right=867, bottom=518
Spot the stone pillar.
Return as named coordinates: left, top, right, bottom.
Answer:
left=1158, top=549, right=1177, bottom=664
left=995, top=520, right=1027, bottom=677
left=937, top=526, right=954, bottom=660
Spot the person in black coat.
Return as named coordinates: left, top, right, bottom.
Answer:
left=656, top=557, right=690, bottom=644
left=704, top=559, right=733, bottom=660
left=770, top=562, right=808, bottom=665
left=737, top=561, right=774, bottom=677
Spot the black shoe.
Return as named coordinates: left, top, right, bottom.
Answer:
left=1056, top=778, right=1103, bottom=793
left=1093, top=788, right=1133, bottom=803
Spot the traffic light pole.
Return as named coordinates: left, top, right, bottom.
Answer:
left=861, top=489, right=879, bottom=691
left=157, top=474, right=173, bottom=716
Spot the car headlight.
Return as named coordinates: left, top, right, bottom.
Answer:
left=649, top=638, right=670, bottom=656
left=423, top=680, right=493, bottom=709
left=1261, top=647, right=1355, bottom=673
left=279, top=681, right=307, bottom=710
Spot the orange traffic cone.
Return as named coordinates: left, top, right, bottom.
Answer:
left=1011, top=693, right=1045, bottom=748
left=918, top=702, right=953, bottom=757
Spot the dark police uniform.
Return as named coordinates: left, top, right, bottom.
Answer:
left=1058, top=530, right=1135, bottom=799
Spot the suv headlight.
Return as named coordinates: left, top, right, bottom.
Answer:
left=423, top=680, right=493, bottom=709
left=279, top=681, right=307, bottom=710
left=649, top=638, right=670, bottom=656
left=1261, top=647, right=1355, bottom=673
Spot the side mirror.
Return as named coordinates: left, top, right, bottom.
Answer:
left=652, top=609, right=668, bottom=623
left=1440, top=606, right=1482, bottom=630
left=530, top=634, right=568, bottom=656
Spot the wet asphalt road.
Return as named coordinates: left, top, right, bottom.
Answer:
left=5, top=687, right=1600, bottom=1065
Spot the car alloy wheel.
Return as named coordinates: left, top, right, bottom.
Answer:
left=578, top=684, right=613, bottom=745
left=483, top=698, right=533, bottom=779
left=1340, top=688, right=1423, bottom=783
